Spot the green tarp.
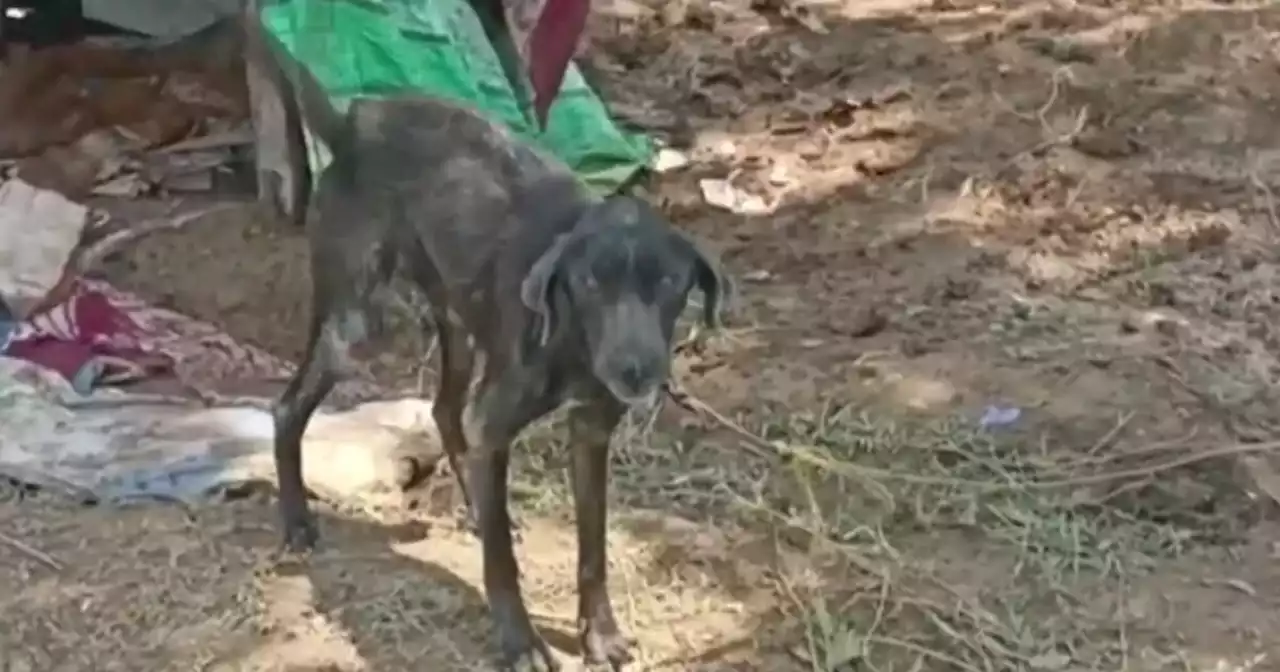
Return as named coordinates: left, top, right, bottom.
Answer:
left=257, top=0, right=654, bottom=194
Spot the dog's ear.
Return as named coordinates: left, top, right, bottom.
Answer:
left=521, top=233, right=573, bottom=347
left=684, top=236, right=733, bottom=329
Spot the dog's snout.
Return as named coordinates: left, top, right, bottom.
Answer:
left=599, top=353, right=663, bottom=404
left=619, top=360, right=646, bottom=392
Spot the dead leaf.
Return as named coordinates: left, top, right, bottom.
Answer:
left=1201, top=577, right=1258, bottom=597
left=699, top=178, right=774, bottom=215
left=652, top=148, right=690, bottom=173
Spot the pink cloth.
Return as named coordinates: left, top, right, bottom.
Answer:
left=3, top=277, right=291, bottom=395
left=86, top=278, right=294, bottom=391
left=3, top=276, right=382, bottom=402
left=6, top=280, right=171, bottom=392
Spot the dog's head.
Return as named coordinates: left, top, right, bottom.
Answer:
left=521, top=195, right=731, bottom=404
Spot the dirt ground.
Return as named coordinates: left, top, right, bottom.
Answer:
left=6, top=0, right=1280, bottom=669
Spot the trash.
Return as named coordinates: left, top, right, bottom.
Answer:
left=0, top=20, right=250, bottom=198
left=653, top=147, right=691, bottom=173
left=979, top=404, right=1022, bottom=429
left=154, top=125, right=254, bottom=154
left=0, top=177, right=90, bottom=320
left=699, top=178, right=775, bottom=215
left=0, top=355, right=436, bottom=506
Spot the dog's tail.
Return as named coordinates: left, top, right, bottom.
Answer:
left=243, top=0, right=353, bottom=160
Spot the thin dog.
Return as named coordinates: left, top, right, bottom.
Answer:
left=267, top=49, right=731, bottom=672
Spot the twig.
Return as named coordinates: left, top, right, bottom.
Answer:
left=1116, top=567, right=1130, bottom=670
left=74, top=203, right=240, bottom=272
left=1074, top=429, right=1197, bottom=467
left=1092, top=475, right=1156, bottom=506
left=664, top=380, right=776, bottom=462
left=154, top=128, right=255, bottom=154
left=667, top=381, right=1280, bottom=490
left=788, top=438, right=1280, bottom=491
left=775, top=568, right=983, bottom=672
left=866, top=634, right=983, bottom=672
left=0, top=465, right=98, bottom=502
left=1012, top=105, right=1089, bottom=165
left=0, top=530, right=63, bottom=571
left=1036, top=67, right=1075, bottom=134
left=1086, top=411, right=1134, bottom=456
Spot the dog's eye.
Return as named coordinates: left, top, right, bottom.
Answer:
left=659, top=275, right=675, bottom=288
left=582, top=276, right=599, bottom=291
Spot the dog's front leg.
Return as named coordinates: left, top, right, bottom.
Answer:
left=568, top=401, right=635, bottom=670
left=465, top=374, right=562, bottom=672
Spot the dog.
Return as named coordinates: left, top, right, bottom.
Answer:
left=267, top=41, right=731, bottom=672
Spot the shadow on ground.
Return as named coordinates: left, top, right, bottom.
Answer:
left=0, top=483, right=489, bottom=669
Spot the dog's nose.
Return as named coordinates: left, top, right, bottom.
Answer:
left=619, top=360, right=646, bottom=391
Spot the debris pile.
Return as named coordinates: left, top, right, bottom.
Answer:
left=0, top=21, right=252, bottom=200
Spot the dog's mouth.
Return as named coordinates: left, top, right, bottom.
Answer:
left=604, top=379, right=663, bottom=407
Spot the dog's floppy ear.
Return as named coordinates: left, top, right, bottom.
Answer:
left=521, top=232, right=574, bottom=347
left=683, top=235, right=733, bottom=329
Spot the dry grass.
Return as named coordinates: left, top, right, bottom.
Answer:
left=501, top=385, right=1266, bottom=671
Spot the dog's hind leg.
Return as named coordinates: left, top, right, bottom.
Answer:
left=272, top=306, right=354, bottom=551
left=428, top=312, right=479, bottom=525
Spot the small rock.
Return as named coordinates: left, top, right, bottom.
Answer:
left=1027, top=36, right=1094, bottom=64
left=854, top=361, right=881, bottom=378
left=1153, top=316, right=1180, bottom=337
left=1147, top=282, right=1178, bottom=307
left=1010, top=297, right=1034, bottom=319
left=1188, top=221, right=1232, bottom=251
left=941, top=276, right=978, bottom=301
left=1073, top=128, right=1140, bottom=158
left=841, top=307, right=888, bottom=338
left=900, top=337, right=930, bottom=358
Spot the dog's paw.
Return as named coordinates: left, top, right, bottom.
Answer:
left=502, top=636, right=560, bottom=672
left=281, top=515, right=319, bottom=553
left=583, top=623, right=636, bottom=670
